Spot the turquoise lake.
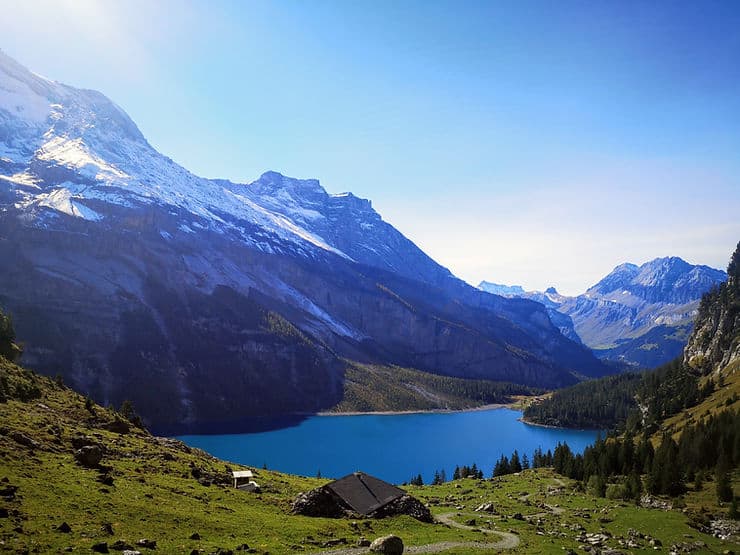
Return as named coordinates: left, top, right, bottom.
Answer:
left=177, top=408, right=601, bottom=485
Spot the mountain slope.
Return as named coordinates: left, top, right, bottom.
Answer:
left=0, top=51, right=608, bottom=429
left=480, top=257, right=727, bottom=368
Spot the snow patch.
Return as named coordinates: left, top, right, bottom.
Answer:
left=35, top=188, right=103, bottom=221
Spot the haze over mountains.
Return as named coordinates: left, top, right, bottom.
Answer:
left=480, top=257, right=727, bottom=369
left=0, top=51, right=611, bottom=430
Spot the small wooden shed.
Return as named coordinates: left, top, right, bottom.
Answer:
left=232, top=470, right=259, bottom=491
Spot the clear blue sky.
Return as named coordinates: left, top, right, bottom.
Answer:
left=3, top=0, right=739, bottom=294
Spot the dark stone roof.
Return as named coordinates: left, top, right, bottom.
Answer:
left=325, top=472, right=405, bottom=515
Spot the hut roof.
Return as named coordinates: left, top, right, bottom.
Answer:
left=325, top=472, right=405, bottom=515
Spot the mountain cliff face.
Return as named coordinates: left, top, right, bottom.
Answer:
left=0, top=51, right=608, bottom=430
left=480, top=258, right=727, bottom=369
left=684, top=242, right=740, bottom=374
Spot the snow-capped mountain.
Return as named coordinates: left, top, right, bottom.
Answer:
left=479, top=258, right=727, bottom=368
left=0, top=49, right=454, bottom=284
left=0, top=50, right=608, bottom=430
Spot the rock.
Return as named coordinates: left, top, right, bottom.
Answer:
left=103, top=418, right=131, bottom=434
left=57, top=522, right=72, bottom=533
left=371, top=495, right=433, bottom=523
left=136, top=539, right=157, bottom=549
left=110, top=540, right=134, bottom=550
left=92, top=542, right=109, bottom=553
left=512, top=512, right=524, bottom=520
left=9, top=431, right=39, bottom=449
left=101, top=522, right=114, bottom=535
left=0, top=508, right=8, bottom=518
left=74, top=445, right=103, bottom=467
left=369, top=535, right=404, bottom=554
left=475, top=502, right=495, bottom=513
left=189, top=532, right=201, bottom=540
left=234, top=544, right=250, bottom=551
left=357, top=538, right=371, bottom=547
left=291, top=487, right=349, bottom=518
left=640, top=494, right=672, bottom=510
left=122, top=551, right=142, bottom=555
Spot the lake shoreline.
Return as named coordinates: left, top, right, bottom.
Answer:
left=316, top=402, right=514, bottom=417
left=519, top=415, right=604, bottom=433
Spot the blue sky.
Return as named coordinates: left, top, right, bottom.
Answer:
left=3, top=0, right=739, bottom=294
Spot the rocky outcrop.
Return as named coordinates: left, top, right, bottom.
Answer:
left=683, top=242, right=740, bottom=374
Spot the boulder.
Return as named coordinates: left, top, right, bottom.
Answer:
left=75, top=445, right=103, bottom=467
left=369, top=535, right=404, bottom=554
left=71, top=435, right=100, bottom=450
left=92, top=542, right=109, bottom=553
left=136, top=538, right=157, bottom=549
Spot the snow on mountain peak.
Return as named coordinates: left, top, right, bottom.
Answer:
left=0, top=51, right=454, bottom=285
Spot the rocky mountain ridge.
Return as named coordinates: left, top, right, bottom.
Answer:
left=480, top=257, right=727, bottom=368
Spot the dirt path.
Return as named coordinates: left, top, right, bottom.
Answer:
left=307, top=512, right=519, bottom=555
left=434, top=512, right=520, bottom=549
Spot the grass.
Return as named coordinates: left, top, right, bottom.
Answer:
left=1, top=358, right=737, bottom=554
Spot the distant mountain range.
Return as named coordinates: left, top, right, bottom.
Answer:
left=0, top=50, right=608, bottom=431
left=479, top=258, right=727, bottom=368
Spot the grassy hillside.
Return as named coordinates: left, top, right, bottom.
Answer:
left=659, top=357, right=740, bottom=440
left=0, top=358, right=491, bottom=553
left=1, top=357, right=737, bottom=554
left=330, top=363, right=542, bottom=413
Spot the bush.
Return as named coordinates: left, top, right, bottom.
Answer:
left=587, top=474, right=606, bottom=498
left=605, top=484, right=626, bottom=500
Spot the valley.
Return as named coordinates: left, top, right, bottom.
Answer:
left=1, top=8, right=739, bottom=554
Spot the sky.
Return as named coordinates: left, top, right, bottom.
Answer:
left=2, top=0, right=739, bottom=294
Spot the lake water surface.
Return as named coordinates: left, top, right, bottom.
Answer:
left=178, top=408, right=600, bottom=484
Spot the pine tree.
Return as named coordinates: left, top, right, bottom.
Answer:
left=521, top=453, right=530, bottom=470
left=0, top=309, right=21, bottom=362
left=587, top=474, right=606, bottom=497
left=453, top=466, right=460, bottom=480
left=510, top=450, right=522, bottom=473
left=716, top=467, right=733, bottom=503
